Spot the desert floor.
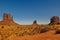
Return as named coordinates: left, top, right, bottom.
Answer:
left=7, top=30, right=60, bottom=40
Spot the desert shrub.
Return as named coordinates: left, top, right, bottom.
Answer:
left=30, top=26, right=41, bottom=35
left=1, top=26, right=4, bottom=29
left=55, top=30, right=60, bottom=34
left=56, top=26, right=60, bottom=30
left=40, top=26, right=49, bottom=33
left=15, top=33, right=20, bottom=36
left=55, top=26, right=60, bottom=34
left=50, top=26, right=57, bottom=30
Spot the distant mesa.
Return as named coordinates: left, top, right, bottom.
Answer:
left=0, top=13, right=18, bottom=25
left=32, top=20, right=38, bottom=25
left=3, top=13, right=13, bottom=21
left=0, top=13, right=60, bottom=25
left=49, top=16, right=60, bottom=25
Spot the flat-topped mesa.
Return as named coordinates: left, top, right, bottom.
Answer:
left=3, top=13, right=13, bottom=21
left=49, top=16, right=60, bottom=25
left=0, top=13, right=15, bottom=25
left=32, top=20, right=38, bottom=25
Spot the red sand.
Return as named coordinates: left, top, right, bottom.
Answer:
left=8, top=30, right=60, bottom=40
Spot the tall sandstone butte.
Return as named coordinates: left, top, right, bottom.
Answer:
left=49, top=16, right=60, bottom=25
left=0, top=13, right=18, bottom=25
left=3, top=13, right=13, bottom=21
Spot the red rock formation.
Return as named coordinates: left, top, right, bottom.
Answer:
left=3, top=13, right=13, bottom=21
left=0, top=13, right=15, bottom=25
left=49, top=16, right=60, bottom=25
left=32, top=20, right=38, bottom=25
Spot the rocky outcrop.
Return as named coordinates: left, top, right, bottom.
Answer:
left=0, top=13, right=18, bottom=25
left=3, top=13, right=13, bottom=21
left=32, top=20, right=38, bottom=25
left=49, top=16, right=60, bottom=25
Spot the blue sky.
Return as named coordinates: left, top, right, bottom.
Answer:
left=0, top=0, right=60, bottom=25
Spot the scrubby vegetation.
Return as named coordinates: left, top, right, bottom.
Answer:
left=0, top=24, right=60, bottom=40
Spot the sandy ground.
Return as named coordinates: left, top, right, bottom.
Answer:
left=8, top=30, right=60, bottom=40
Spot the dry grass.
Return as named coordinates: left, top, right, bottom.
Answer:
left=8, top=30, right=60, bottom=40
left=0, top=24, right=60, bottom=40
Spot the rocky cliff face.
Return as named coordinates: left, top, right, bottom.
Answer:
left=49, top=16, right=60, bottom=25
